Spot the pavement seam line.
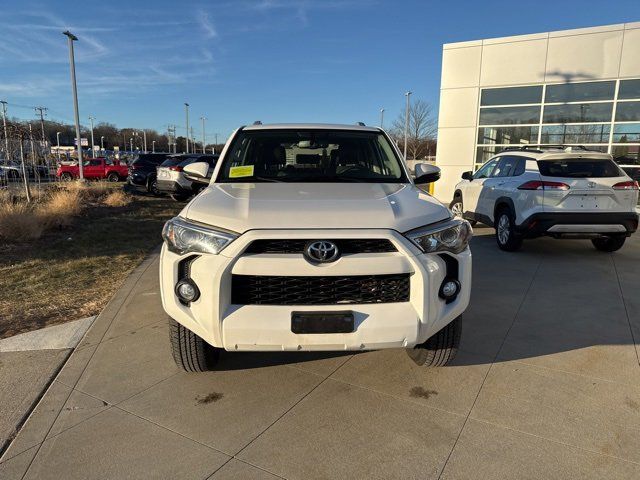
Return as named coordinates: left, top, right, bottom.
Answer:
left=230, top=355, right=355, bottom=459
left=205, top=458, right=288, bottom=480
left=467, top=416, right=640, bottom=467
left=610, top=254, right=640, bottom=367
left=436, top=257, right=543, bottom=480
left=17, top=254, right=159, bottom=480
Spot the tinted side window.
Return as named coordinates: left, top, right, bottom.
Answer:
left=474, top=159, right=498, bottom=179
left=512, top=158, right=527, bottom=176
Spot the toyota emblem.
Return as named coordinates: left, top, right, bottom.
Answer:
left=304, top=240, right=340, bottom=263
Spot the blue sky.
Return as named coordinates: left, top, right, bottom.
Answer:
left=0, top=0, right=638, bottom=142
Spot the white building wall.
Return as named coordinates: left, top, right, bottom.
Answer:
left=434, top=22, right=640, bottom=201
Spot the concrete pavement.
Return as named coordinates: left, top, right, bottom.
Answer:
left=1, top=230, right=639, bottom=479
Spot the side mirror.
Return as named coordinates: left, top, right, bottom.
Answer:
left=183, top=162, right=211, bottom=184
left=414, top=163, right=441, bottom=184
left=461, top=171, right=473, bottom=181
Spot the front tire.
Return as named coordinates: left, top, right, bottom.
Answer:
left=169, top=317, right=220, bottom=372
left=449, top=197, right=477, bottom=226
left=107, top=172, right=120, bottom=182
left=592, top=235, right=626, bottom=252
left=60, top=172, right=73, bottom=181
left=495, top=209, right=523, bottom=252
left=147, top=176, right=161, bottom=196
left=407, top=316, right=461, bottom=367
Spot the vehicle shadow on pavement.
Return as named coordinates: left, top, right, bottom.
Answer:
left=212, top=350, right=355, bottom=371
left=450, top=227, right=640, bottom=379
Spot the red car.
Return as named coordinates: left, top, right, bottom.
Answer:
left=57, top=158, right=128, bottom=181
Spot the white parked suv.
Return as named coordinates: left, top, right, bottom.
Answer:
left=160, top=123, right=472, bottom=371
left=451, top=147, right=639, bottom=252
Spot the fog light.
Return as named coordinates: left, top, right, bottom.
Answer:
left=175, top=279, right=200, bottom=303
left=439, top=279, right=460, bottom=301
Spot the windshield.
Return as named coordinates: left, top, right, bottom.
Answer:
left=217, top=129, right=407, bottom=183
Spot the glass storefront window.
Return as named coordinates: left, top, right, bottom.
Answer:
left=479, top=106, right=541, bottom=125
left=612, top=123, right=640, bottom=143
left=545, top=81, right=615, bottom=103
left=618, top=80, right=640, bottom=100
left=477, top=126, right=538, bottom=145
left=540, top=124, right=610, bottom=144
left=615, top=102, right=640, bottom=122
left=543, top=103, right=612, bottom=123
left=476, top=146, right=506, bottom=166
left=480, top=86, right=543, bottom=106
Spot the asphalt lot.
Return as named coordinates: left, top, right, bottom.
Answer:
left=1, top=227, right=639, bottom=479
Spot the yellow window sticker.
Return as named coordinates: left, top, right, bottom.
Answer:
left=229, top=165, right=255, bottom=178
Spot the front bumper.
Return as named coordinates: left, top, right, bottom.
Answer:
left=160, top=229, right=472, bottom=352
left=516, top=212, right=639, bottom=237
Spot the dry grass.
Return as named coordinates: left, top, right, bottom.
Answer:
left=103, top=189, right=132, bottom=207
left=0, top=194, right=182, bottom=338
left=40, top=188, right=83, bottom=228
left=0, top=200, right=44, bottom=241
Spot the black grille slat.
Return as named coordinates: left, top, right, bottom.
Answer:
left=244, top=239, right=396, bottom=255
left=231, top=274, right=410, bottom=305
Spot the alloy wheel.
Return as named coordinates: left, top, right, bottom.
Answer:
left=497, top=214, right=510, bottom=245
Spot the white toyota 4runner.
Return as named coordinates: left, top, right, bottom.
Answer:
left=160, top=123, right=472, bottom=371
left=451, top=147, right=639, bottom=252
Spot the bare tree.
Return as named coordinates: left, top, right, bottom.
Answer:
left=389, top=99, right=437, bottom=160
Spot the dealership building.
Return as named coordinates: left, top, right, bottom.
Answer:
left=434, top=22, right=640, bottom=201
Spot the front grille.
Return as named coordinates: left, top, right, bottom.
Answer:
left=244, top=239, right=397, bottom=255
left=231, top=274, right=410, bottom=305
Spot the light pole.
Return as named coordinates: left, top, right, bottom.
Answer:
left=380, top=108, right=385, bottom=129
left=0, top=100, right=8, bottom=162
left=88, top=116, right=95, bottom=158
left=200, top=116, right=206, bottom=154
left=56, top=131, right=61, bottom=162
left=129, top=138, right=133, bottom=152
left=152, top=140, right=156, bottom=153
left=142, top=130, right=147, bottom=153
left=403, top=91, right=412, bottom=160
left=100, top=135, right=104, bottom=152
left=63, top=30, right=84, bottom=179
left=184, top=103, right=190, bottom=154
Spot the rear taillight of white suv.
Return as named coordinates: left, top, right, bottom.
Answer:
left=518, top=180, right=570, bottom=191
left=612, top=181, right=639, bottom=190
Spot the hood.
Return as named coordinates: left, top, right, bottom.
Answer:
left=184, top=183, right=450, bottom=233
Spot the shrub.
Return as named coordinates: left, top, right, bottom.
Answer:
left=0, top=200, right=45, bottom=241
left=40, top=189, right=83, bottom=228
left=103, top=190, right=131, bottom=207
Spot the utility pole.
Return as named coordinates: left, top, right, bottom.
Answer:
left=142, top=129, right=147, bottom=153
left=380, top=108, right=385, bottom=129
left=184, top=103, right=190, bottom=153
left=88, top=116, right=95, bottom=158
left=190, top=127, right=196, bottom=152
left=19, top=132, right=31, bottom=201
left=63, top=31, right=83, bottom=179
left=404, top=91, right=412, bottom=160
left=122, top=132, right=127, bottom=151
left=1, top=100, right=8, bottom=163
left=200, top=116, right=206, bottom=154
left=35, top=106, right=48, bottom=155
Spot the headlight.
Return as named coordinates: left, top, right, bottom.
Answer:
left=162, top=217, right=237, bottom=255
left=405, top=218, right=472, bottom=254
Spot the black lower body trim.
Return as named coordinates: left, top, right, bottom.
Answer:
left=516, top=212, right=638, bottom=238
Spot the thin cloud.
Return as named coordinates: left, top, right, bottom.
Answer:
left=197, top=10, right=217, bottom=39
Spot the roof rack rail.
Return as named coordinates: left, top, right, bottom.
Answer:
left=501, top=144, right=600, bottom=153
left=355, top=122, right=366, bottom=126
left=252, top=120, right=262, bottom=125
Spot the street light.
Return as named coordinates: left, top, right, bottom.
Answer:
left=404, top=91, right=412, bottom=160
left=100, top=135, right=104, bottom=152
left=184, top=103, right=190, bottom=154
left=88, top=115, right=95, bottom=158
left=63, top=30, right=84, bottom=179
